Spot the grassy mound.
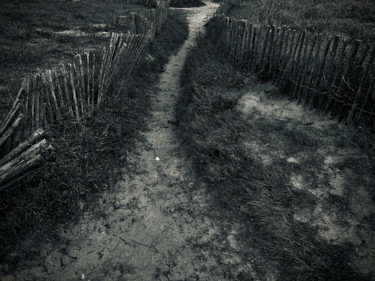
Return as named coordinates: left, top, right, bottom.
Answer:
left=0, top=12, right=188, bottom=251
left=176, top=34, right=370, bottom=280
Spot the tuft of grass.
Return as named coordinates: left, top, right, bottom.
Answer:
left=0, top=12, right=188, bottom=252
left=176, top=35, right=370, bottom=280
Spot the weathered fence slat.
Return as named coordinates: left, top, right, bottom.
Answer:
left=47, top=70, right=60, bottom=117
left=270, top=26, right=281, bottom=76
left=347, top=47, right=375, bottom=123
left=77, top=54, right=86, bottom=115
left=325, top=39, right=348, bottom=112
left=67, top=63, right=80, bottom=119
left=250, top=25, right=257, bottom=71
left=302, top=35, right=323, bottom=106
left=0, top=139, right=47, bottom=191
left=35, top=74, right=42, bottom=130
left=297, top=35, right=317, bottom=104
left=335, top=40, right=361, bottom=120
left=0, top=128, right=44, bottom=167
left=291, top=30, right=307, bottom=97
left=85, top=52, right=91, bottom=110
left=0, top=114, right=24, bottom=148
left=259, top=27, right=271, bottom=71
left=241, top=21, right=250, bottom=67
left=293, top=31, right=309, bottom=98
left=267, top=25, right=276, bottom=73
left=310, top=36, right=332, bottom=107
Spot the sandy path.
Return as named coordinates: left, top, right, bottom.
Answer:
left=0, top=3, right=257, bottom=281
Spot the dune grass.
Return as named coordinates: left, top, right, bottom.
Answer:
left=0, top=12, right=188, bottom=251
left=176, top=34, right=372, bottom=280
left=0, top=0, right=147, bottom=122
left=226, top=0, right=375, bottom=43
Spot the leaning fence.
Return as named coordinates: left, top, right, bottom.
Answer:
left=0, top=0, right=170, bottom=190
left=210, top=8, right=375, bottom=128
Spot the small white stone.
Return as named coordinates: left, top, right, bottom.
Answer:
left=156, top=157, right=160, bottom=161
left=81, top=274, right=85, bottom=280
left=287, top=157, right=299, bottom=164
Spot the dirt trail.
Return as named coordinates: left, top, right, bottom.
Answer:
left=0, top=3, right=257, bottom=281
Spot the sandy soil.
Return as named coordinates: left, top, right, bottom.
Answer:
left=236, top=76, right=375, bottom=279
left=0, top=3, right=259, bottom=281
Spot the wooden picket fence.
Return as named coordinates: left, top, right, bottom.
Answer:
left=210, top=8, right=375, bottom=128
left=131, top=0, right=169, bottom=35
left=0, top=0, right=170, bottom=190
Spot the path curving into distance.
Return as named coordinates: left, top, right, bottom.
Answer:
left=1, top=2, right=260, bottom=280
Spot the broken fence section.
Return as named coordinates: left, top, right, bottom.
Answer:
left=0, top=32, right=150, bottom=189
left=0, top=0, right=170, bottom=190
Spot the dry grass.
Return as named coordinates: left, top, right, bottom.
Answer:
left=0, top=13, right=188, bottom=251
left=177, top=35, right=372, bottom=280
left=226, top=0, right=375, bottom=43
left=0, top=0, right=147, bottom=120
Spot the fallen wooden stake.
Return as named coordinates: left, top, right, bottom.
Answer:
left=0, top=134, right=50, bottom=191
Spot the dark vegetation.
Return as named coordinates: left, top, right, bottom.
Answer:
left=170, top=0, right=205, bottom=8
left=226, top=0, right=375, bottom=43
left=0, top=12, right=188, bottom=252
left=176, top=34, right=371, bottom=280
